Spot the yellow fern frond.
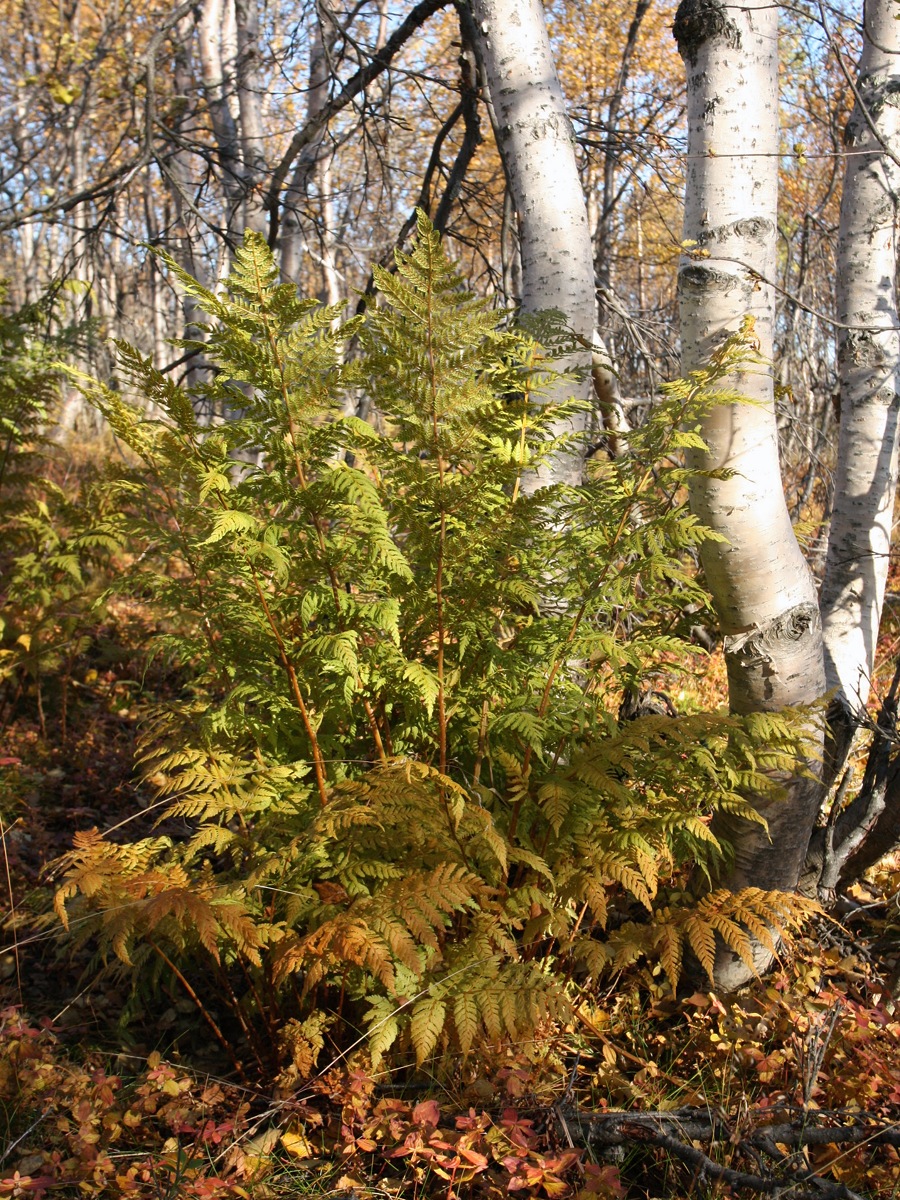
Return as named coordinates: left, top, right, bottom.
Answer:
left=410, top=996, right=446, bottom=1065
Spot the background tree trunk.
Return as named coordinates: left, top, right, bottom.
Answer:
left=808, top=0, right=900, bottom=897
left=675, top=0, right=826, bottom=985
left=470, top=0, right=595, bottom=488
left=280, top=9, right=338, bottom=291
left=819, top=0, right=900, bottom=723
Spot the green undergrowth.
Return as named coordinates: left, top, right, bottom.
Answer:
left=0, top=290, right=107, bottom=737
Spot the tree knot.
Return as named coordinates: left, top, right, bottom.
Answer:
left=673, top=0, right=741, bottom=64
left=724, top=602, right=820, bottom=669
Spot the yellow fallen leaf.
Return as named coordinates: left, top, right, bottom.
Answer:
left=281, top=1128, right=314, bottom=1159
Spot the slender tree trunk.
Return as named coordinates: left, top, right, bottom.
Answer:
left=281, top=11, right=336, bottom=287
left=234, top=0, right=268, bottom=235
left=198, top=0, right=243, bottom=232
left=166, top=11, right=215, bottom=399
left=820, top=0, right=900, bottom=722
left=470, top=0, right=595, bottom=488
left=675, top=0, right=826, bottom=986
left=595, top=0, right=652, bottom=317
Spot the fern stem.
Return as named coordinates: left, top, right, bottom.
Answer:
left=377, top=698, right=395, bottom=757
left=509, top=474, right=641, bottom=835
left=214, top=960, right=269, bottom=1073
left=148, top=940, right=248, bottom=1081
left=249, top=568, right=330, bottom=807
left=232, top=957, right=280, bottom=1072
left=425, top=261, right=449, bottom=776
left=434, top=510, right=448, bottom=775
left=523, top=389, right=697, bottom=789
left=361, top=696, right=388, bottom=764
left=155, top=470, right=230, bottom=692
left=510, top=346, right=540, bottom=506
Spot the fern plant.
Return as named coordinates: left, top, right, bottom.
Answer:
left=54, top=216, right=818, bottom=1074
left=0, top=289, right=106, bottom=730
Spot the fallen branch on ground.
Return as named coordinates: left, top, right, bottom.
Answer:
left=556, top=1105, right=899, bottom=1200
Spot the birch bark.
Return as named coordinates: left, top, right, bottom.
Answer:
left=469, top=0, right=595, bottom=488
left=280, top=12, right=336, bottom=290
left=197, top=0, right=243, bottom=233
left=675, top=0, right=826, bottom=982
left=234, top=0, right=268, bottom=235
left=820, top=0, right=900, bottom=721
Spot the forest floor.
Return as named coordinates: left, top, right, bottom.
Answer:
left=1, top=604, right=900, bottom=1199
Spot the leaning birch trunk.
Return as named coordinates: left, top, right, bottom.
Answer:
left=820, top=0, right=900, bottom=726
left=675, top=0, right=826, bottom=986
left=806, top=0, right=900, bottom=897
left=470, top=0, right=595, bottom=488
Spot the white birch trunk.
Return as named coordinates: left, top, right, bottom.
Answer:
left=820, top=0, right=900, bottom=718
left=470, top=0, right=595, bottom=488
left=675, top=0, right=826, bottom=984
left=234, top=0, right=268, bottom=235
left=281, top=13, right=333, bottom=287
left=198, top=0, right=243, bottom=229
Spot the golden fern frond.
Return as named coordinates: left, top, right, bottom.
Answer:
left=654, top=918, right=683, bottom=988
left=453, top=989, right=481, bottom=1057
left=706, top=911, right=756, bottom=974
left=647, top=887, right=821, bottom=989
left=142, top=887, right=223, bottom=962
left=684, top=913, right=717, bottom=983
left=368, top=912, right=423, bottom=975
left=274, top=916, right=396, bottom=990
left=595, top=853, right=654, bottom=910
left=569, top=935, right=612, bottom=981
left=214, top=901, right=264, bottom=966
left=536, top=780, right=573, bottom=834
left=410, top=996, right=446, bottom=1065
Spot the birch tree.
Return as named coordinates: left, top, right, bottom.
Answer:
left=469, top=0, right=595, bottom=488
left=802, top=0, right=900, bottom=896
left=280, top=7, right=341, bottom=300
left=674, top=0, right=826, bottom=982
left=819, top=0, right=900, bottom=726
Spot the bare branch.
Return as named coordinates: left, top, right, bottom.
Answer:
left=265, top=0, right=453, bottom=246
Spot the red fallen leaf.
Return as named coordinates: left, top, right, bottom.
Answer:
left=500, top=1110, right=539, bottom=1149
left=455, top=1109, right=489, bottom=1131
left=412, top=1098, right=441, bottom=1128
left=388, top=1132, right=427, bottom=1159
left=455, top=1146, right=489, bottom=1170
left=581, top=1162, right=626, bottom=1198
left=682, top=991, right=711, bottom=1007
left=0, top=1175, right=57, bottom=1197
left=0, top=758, right=21, bottom=767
